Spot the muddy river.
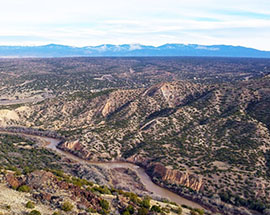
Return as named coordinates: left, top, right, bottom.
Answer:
left=43, top=136, right=202, bottom=209
left=0, top=130, right=202, bottom=209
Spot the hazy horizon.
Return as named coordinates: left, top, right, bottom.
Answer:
left=0, top=42, right=269, bottom=51
left=1, top=0, right=270, bottom=51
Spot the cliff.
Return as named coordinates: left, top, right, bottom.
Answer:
left=148, top=163, right=204, bottom=192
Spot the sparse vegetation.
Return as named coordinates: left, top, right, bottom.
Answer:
left=17, top=185, right=31, bottom=192
left=1, top=57, right=270, bottom=215
left=61, top=201, right=73, bottom=212
left=26, top=201, right=35, bottom=209
left=28, top=210, right=41, bottom=215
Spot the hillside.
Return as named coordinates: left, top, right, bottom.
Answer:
left=0, top=133, right=205, bottom=215
left=1, top=57, right=270, bottom=214
left=1, top=74, right=270, bottom=214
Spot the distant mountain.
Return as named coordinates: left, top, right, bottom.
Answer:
left=1, top=43, right=270, bottom=58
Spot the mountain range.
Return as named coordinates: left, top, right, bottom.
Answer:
left=1, top=43, right=270, bottom=58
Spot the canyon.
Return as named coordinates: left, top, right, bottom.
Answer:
left=1, top=57, right=270, bottom=214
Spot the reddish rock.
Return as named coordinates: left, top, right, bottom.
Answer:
left=24, top=170, right=102, bottom=211
left=5, top=173, right=22, bottom=189
left=57, top=181, right=70, bottom=190
left=42, top=192, right=52, bottom=201
left=149, top=163, right=204, bottom=192
left=33, top=192, right=52, bottom=202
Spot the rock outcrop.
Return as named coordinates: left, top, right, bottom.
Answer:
left=148, top=163, right=204, bottom=192
left=5, top=173, right=23, bottom=189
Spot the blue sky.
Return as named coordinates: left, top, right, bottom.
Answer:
left=0, top=0, right=270, bottom=50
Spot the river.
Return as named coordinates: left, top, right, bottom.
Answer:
left=42, top=136, right=203, bottom=209
left=0, top=131, right=202, bottom=209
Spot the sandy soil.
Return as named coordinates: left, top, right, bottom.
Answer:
left=0, top=184, right=54, bottom=215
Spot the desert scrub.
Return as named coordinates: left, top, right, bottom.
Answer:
left=140, top=197, right=151, bottom=209
left=26, top=201, right=35, bottom=209
left=122, top=205, right=135, bottom=215
left=61, top=201, right=73, bottom=212
left=150, top=205, right=161, bottom=213
left=28, top=210, right=41, bottom=215
left=99, top=199, right=109, bottom=211
left=175, top=206, right=183, bottom=215
left=138, top=207, right=148, bottom=215
left=17, top=185, right=31, bottom=192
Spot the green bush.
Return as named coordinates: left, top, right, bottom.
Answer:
left=194, top=208, right=204, bottom=215
left=26, top=201, right=35, bottom=209
left=61, top=201, right=73, bottom=212
left=52, top=212, right=61, bottom=215
left=28, top=210, right=41, bottom=215
left=141, top=197, right=151, bottom=209
left=122, top=211, right=130, bottom=215
left=138, top=207, right=148, bottom=215
left=150, top=205, right=161, bottom=212
left=99, top=199, right=109, bottom=210
left=17, top=185, right=31, bottom=192
left=176, top=206, right=183, bottom=215
left=126, top=205, right=134, bottom=214
left=122, top=205, right=134, bottom=215
left=123, top=192, right=139, bottom=203
left=87, top=208, right=97, bottom=213
left=92, top=185, right=111, bottom=194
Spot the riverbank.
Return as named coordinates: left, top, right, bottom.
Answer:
left=0, top=127, right=205, bottom=210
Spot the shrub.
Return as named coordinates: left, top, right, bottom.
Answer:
left=99, top=199, right=109, bottom=210
left=17, top=185, right=31, bottom=192
left=122, top=211, right=130, bottom=215
left=122, top=205, right=134, bottom=215
left=61, top=201, right=73, bottom=212
left=126, top=205, right=134, bottom=214
left=26, top=201, right=35, bottom=209
left=28, top=210, right=41, bottom=215
left=150, top=205, right=161, bottom=212
left=52, top=212, right=61, bottom=215
left=123, top=192, right=139, bottom=203
left=141, top=197, right=151, bottom=209
left=138, top=207, right=148, bottom=215
left=87, top=208, right=97, bottom=213
left=194, top=208, right=204, bottom=215
left=176, top=206, right=183, bottom=215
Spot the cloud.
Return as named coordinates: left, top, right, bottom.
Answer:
left=0, top=0, right=270, bottom=50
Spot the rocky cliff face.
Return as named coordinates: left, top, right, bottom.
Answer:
left=148, top=163, right=204, bottom=192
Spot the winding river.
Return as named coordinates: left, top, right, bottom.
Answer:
left=43, top=136, right=202, bottom=209
left=1, top=131, right=202, bottom=209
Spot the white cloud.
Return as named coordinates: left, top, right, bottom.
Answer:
left=0, top=0, right=270, bottom=50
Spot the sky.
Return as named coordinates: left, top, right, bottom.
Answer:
left=0, top=0, right=270, bottom=50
